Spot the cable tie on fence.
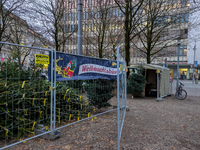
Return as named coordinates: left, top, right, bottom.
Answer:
left=67, top=98, right=70, bottom=102
left=4, top=83, right=7, bottom=87
left=23, top=141, right=27, bottom=143
left=31, top=88, right=34, bottom=92
left=78, top=117, right=80, bottom=121
left=93, top=109, right=95, bottom=111
left=64, top=94, right=66, bottom=100
left=66, top=89, right=70, bottom=93
left=23, top=94, right=25, bottom=99
left=45, top=91, right=48, bottom=97
left=88, top=113, right=90, bottom=118
left=78, top=111, right=80, bottom=117
left=7, top=107, right=9, bottom=112
left=58, top=108, right=61, bottom=115
left=79, top=96, right=81, bottom=101
left=31, top=132, right=35, bottom=135
left=44, top=98, right=46, bottom=106
left=24, top=110, right=27, bottom=115
left=40, top=111, right=43, bottom=118
left=32, top=122, right=36, bottom=130
left=81, top=104, right=82, bottom=109
left=22, top=81, right=25, bottom=88
left=32, top=98, right=35, bottom=106
left=49, top=85, right=51, bottom=91
left=94, top=116, right=97, bottom=119
left=69, top=114, right=72, bottom=121
left=6, top=129, right=8, bottom=139
left=45, top=126, right=49, bottom=131
left=69, top=105, right=71, bottom=111
left=91, top=115, right=93, bottom=121
left=58, top=116, right=60, bottom=124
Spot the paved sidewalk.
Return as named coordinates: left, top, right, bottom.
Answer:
left=172, top=79, right=200, bottom=97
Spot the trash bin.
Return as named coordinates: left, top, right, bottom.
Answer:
left=195, top=78, right=198, bottom=84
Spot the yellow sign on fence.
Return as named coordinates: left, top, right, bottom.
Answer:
left=35, top=54, right=49, bottom=64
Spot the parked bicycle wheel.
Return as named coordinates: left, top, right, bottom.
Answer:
left=175, top=89, right=187, bottom=100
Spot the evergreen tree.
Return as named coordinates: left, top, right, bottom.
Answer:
left=87, top=79, right=115, bottom=109
left=127, top=66, right=145, bottom=97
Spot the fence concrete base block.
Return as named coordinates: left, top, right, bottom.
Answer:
left=113, top=105, right=129, bottom=111
left=126, top=106, right=130, bottom=111
left=34, top=128, right=61, bottom=140
left=156, top=98, right=164, bottom=102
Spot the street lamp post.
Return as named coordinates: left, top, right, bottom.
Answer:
left=192, top=41, right=196, bottom=84
left=77, top=0, right=82, bottom=55
left=176, top=38, right=181, bottom=95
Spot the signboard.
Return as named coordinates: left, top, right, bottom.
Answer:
left=48, top=52, right=122, bottom=81
left=195, top=61, right=198, bottom=67
left=156, top=69, right=160, bottom=73
left=35, top=54, right=49, bottom=64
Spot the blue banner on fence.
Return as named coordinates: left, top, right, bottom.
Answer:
left=48, top=52, right=123, bottom=81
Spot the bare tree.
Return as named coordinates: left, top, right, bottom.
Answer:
left=4, top=14, right=42, bottom=65
left=82, top=1, right=124, bottom=58
left=114, top=0, right=145, bottom=77
left=29, top=0, right=76, bottom=52
left=132, top=0, right=190, bottom=64
left=0, top=0, right=26, bottom=52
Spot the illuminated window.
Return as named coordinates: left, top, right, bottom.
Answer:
left=183, top=49, right=187, bottom=56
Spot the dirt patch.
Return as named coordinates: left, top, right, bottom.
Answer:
left=3, top=95, right=200, bottom=150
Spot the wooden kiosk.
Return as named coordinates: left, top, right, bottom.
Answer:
left=127, top=64, right=170, bottom=98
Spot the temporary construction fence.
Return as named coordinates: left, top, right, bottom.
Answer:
left=117, top=47, right=126, bottom=150
left=0, top=41, right=126, bottom=150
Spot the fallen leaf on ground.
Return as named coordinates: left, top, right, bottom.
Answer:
left=110, top=140, right=115, bottom=145
left=64, top=145, right=71, bottom=150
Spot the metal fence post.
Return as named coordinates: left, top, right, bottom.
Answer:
left=117, top=47, right=120, bottom=150
left=50, top=50, right=53, bottom=131
left=157, top=68, right=159, bottom=99
left=170, top=69, right=172, bottom=95
left=53, top=50, right=56, bottom=131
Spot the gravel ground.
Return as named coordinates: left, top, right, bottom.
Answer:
left=3, top=91, right=200, bottom=150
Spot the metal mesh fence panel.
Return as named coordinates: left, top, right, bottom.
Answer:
left=0, top=42, right=126, bottom=149
left=0, top=42, right=53, bottom=149
left=52, top=51, right=119, bottom=130
left=117, top=47, right=127, bottom=150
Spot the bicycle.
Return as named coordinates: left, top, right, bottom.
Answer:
left=175, top=82, right=187, bottom=100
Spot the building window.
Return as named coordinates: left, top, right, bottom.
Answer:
left=181, top=0, right=189, bottom=7
left=180, top=45, right=187, bottom=56
left=69, top=13, right=71, bottom=21
left=183, top=49, right=187, bottom=56
left=65, top=13, right=68, bottom=21
left=185, top=13, right=189, bottom=22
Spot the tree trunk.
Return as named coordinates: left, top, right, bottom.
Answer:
left=125, top=3, right=130, bottom=78
left=147, top=50, right=151, bottom=64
